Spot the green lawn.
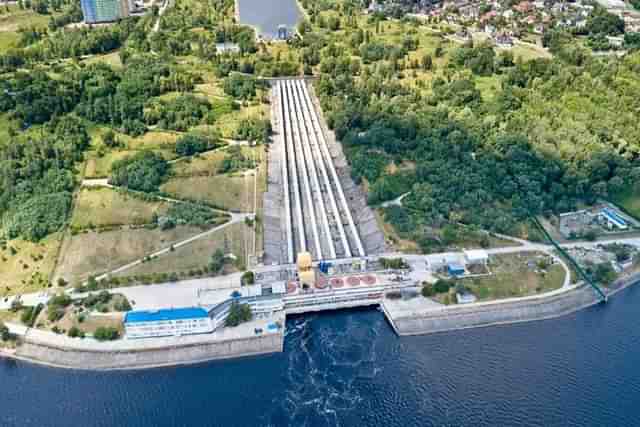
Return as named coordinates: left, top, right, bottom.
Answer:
left=71, top=187, right=172, bottom=229
left=462, top=252, right=566, bottom=301
left=161, top=173, right=256, bottom=212
left=114, top=222, right=250, bottom=278
left=612, top=187, right=640, bottom=220
left=82, top=51, right=123, bottom=69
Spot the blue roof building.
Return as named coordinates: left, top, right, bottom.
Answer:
left=124, top=307, right=214, bottom=339
left=124, top=307, right=210, bottom=324
left=447, top=262, right=465, bottom=277
left=600, top=207, right=628, bottom=230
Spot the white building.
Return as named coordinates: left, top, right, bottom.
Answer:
left=124, top=307, right=214, bottom=339
left=464, top=249, right=489, bottom=265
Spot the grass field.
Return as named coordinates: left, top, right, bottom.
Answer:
left=0, top=5, right=51, bottom=33
left=115, top=222, right=250, bottom=277
left=171, top=149, right=227, bottom=177
left=510, top=42, right=552, bottom=61
left=0, top=31, right=17, bottom=53
left=161, top=173, right=256, bottom=212
left=51, top=309, right=124, bottom=336
left=375, top=209, right=421, bottom=253
left=210, top=103, right=269, bottom=139
left=171, top=145, right=261, bottom=177
left=0, top=309, right=19, bottom=323
left=612, top=187, right=640, bottom=220
left=54, top=226, right=207, bottom=285
left=71, top=187, right=172, bottom=229
left=0, top=233, right=63, bottom=297
left=82, top=51, right=123, bottom=69
left=462, top=252, right=565, bottom=301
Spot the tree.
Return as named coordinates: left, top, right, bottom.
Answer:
left=433, top=279, right=455, bottom=293
left=593, top=263, right=616, bottom=285
left=241, top=271, right=255, bottom=286
left=0, top=322, right=11, bottom=341
left=587, top=7, right=625, bottom=36
left=102, top=129, right=119, bottom=148
left=224, top=302, right=252, bottom=327
left=421, top=54, right=433, bottom=71
left=421, top=283, right=434, bottom=297
left=86, top=276, right=99, bottom=291
left=109, top=151, right=169, bottom=192
left=210, top=249, right=226, bottom=274
left=175, top=133, right=219, bottom=156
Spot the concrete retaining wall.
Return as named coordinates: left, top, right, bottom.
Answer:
left=385, top=285, right=601, bottom=336
left=13, top=332, right=283, bottom=371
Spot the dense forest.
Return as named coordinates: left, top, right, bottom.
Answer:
left=0, top=1, right=260, bottom=242
left=294, top=3, right=640, bottom=247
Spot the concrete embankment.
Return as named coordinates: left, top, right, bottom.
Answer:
left=7, top=316, right=284, bottom=371
left=383, top=273, right=640, bottom=336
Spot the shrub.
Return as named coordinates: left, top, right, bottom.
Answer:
left=48, top=293, right=72, bottom=308
left=93, top=326, right=119, bottom=341
left=114, top=298, right=132, bottom=312
left=165, top=203, right=216, bottom=226
left=68, top=326, right=85, bottom=338
left=47, top=307, right=65, bottom=322
left=421, top=284, right=434, bottom=297
left=433, top=279, right=455, bottom=294
left=20, top=303, right=43, bottom=327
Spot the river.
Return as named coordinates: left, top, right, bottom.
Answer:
left=236, top=0, right=302, bottom=39
left=2, top=284, right=640, bottom=426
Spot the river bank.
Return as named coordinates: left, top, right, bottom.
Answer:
left=383, top=271, right=640, bottom=336
left=1, top=314, right=284, bottom=371
left=3, top=271, right=639, bottom=370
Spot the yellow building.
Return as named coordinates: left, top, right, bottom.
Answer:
left=297, top=252, right=316, bottom=287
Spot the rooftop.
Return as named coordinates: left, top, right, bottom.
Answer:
left=124, top=307, right=210, bottom=324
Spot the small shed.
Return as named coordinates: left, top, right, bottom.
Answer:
left=464, top=249, right=489, bottom=265
left=456, top=292, right=477, bottom=304
left=447, top=262, right=465, bottom=277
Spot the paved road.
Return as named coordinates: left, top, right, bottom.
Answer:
left=152, top=0, right=171, bottom=33
left=0, top=292, right=49, bottom=311
left=7, top=235, right=637, bottom=309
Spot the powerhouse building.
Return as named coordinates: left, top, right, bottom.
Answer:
left=124, top=307, right=214, bottom=339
